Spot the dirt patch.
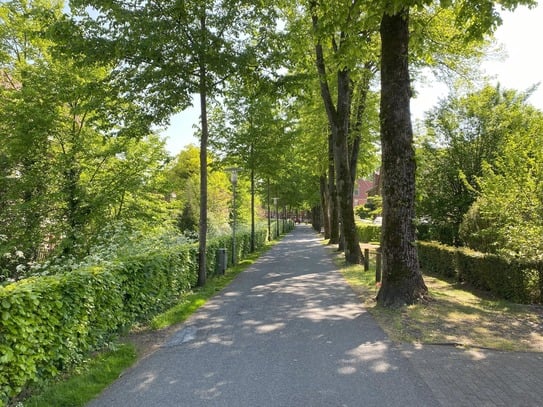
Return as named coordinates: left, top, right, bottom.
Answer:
left=121, top=324, right=181, bottom=360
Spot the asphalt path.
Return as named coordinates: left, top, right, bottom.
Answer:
left=88, top=225, right=437, bottom=406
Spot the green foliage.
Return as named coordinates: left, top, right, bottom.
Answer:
left=416, top=85, right=538, bottom=245
left=0, top=222, right=276, bottom=405
left=0, top=268, right=125, bottom=404
left=165, top=146, right=254, bottom=237
left=0, top=0, right=174, bottom=279
left=418, top=241, right=542, bottom=304
left=355, top=196, right=382, bottom=220
left=459, top=105, right=543, bottom=258
left=417, top=241, right=458, bottom=278
left=355, top=222, right=381, bottom=243
left=455, top=249, right=542, bottom=304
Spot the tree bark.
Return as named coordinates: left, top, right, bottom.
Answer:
left=310, top=8, right=359, bottom=262
left=197, top=13, right=208, bottom=287
left=267, top=178, right=271, bottom=241
left=334, top=68, right=361, bottom=263
left=250, top=165, right=255, bottom=252
left=377, top=9, right=428, bottom=307
left=319, top=174, right=330, bottom=239
left=328, top=133, right=339, bottom=244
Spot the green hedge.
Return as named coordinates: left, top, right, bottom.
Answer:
left=417, top=241, right=457, bottom=278
left=418, top=241, right=542, bottom=304
left=355, top=222, right=381, bottom=243
left=0, top=224, right=277, bottom=405
left=0, top=268, right=127, bottom=405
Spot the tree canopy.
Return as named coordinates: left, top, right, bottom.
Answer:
left=1, top=0, right=539, bottom=306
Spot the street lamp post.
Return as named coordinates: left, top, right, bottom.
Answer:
left=227, top=168, right=241, bottom=265
left=272, top=197, right=279, bottom=238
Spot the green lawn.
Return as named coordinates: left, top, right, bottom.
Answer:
left=336, top=246, right=543, bottom=352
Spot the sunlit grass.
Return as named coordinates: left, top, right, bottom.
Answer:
left=330, top=243, right=543, bottom=352
left=22, top=344, right=137, bottom=407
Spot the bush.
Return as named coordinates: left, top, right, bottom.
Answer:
left=0, top=268, right=126, bottom=404
left=417, top=241, right=457, bottom=278
left=455, top=250, right=541, bottom=304
left=355, top=222, right=381, bottom=243
left=418, top=242, right=542, bottom=304
left=0, top=223, right=273, bottom=405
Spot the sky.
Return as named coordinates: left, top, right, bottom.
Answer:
left=161, top=3, right=543, bottom=156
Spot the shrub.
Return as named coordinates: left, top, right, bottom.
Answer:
left=417, top=241, right=542, bottom=304
left=0, top=267, right=125, bottom=404
left=417, top=241, right=457, bottom=278
left=355, top=222, right=381, bottom=243
left=0, top=223, right=273, bottom=405
left=455, top=250, right=541, bottom=304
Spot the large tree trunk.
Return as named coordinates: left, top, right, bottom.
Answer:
left=377, top=9, right=428, bottom=307
left=197, top=13, right=208, bottom=287
left=328, top=133, right=339, bottom=244
left=335, top=69, right=361, bottom=263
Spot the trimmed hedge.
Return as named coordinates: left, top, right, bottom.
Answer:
left=0, top=223, right=280, bottom=405
left=418, top=241, right=542, bottom=304
left=355, top=222, right=381, bottom=243
left=416, top=241, right=457, bottom=278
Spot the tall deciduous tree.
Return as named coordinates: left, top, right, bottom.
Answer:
left=417, top=84, right=522, bottom=244
left=376, top=0, right=534, bottom=307
left=377, top=8, right=428, bottom=306
left=68, top=0, right=272, bottom=285
left=306, top=0, right=381, bottom=263
left=0, top=0, right=173, bottom=280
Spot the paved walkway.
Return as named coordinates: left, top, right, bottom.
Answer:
left=88, top=225, right=543, bottom=406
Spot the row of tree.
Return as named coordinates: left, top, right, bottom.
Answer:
left=2, top=0, right=538, bottom=307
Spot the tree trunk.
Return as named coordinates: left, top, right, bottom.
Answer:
left=376, top=9, right=428, bottom=307
left=311, top=8, right=360, bottom=263
left=328, top=133, right=340, bottom=244
left=334, top=68, right=362, bottom=264
left=320, top=174, right=330, bottom=239
left=250, top=166, right=255, bottom=252
left=349, top=70, right=372, bottom=187
left=197, top=13, right=208, bottom=287
left=312, top=206, right=322, bottom=232
left=267, top=178, right=271, bottom=241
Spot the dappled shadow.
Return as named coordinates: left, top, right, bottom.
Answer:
left=404, top=273, right=543, bottom=352
left=398, top=342, right=543, bottom=406
left=88, top=225, right=436, bottom=407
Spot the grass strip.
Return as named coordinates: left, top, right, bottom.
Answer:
left=19, top=240, right=277, bottom=406
left=22, top=344, right=137, bottom=407
left=330, top=244, right=543, bottom=352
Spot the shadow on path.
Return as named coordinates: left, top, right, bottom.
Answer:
left=87, top=225, right=437, bottom=407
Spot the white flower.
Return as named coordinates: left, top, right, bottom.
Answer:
left=16, top=264, right=26, bottom=273
left=15, top=250, right=25, bottom=259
